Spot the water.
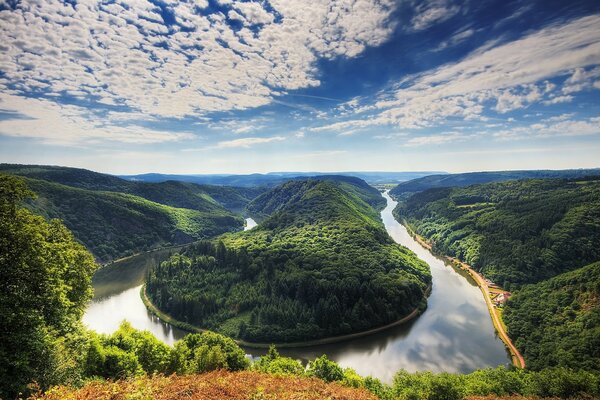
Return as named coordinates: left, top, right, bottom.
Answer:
left=244, top=217, right=257, bottom=231
left=83, top=193, right=509, bottom=382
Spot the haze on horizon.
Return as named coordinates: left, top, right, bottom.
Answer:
left=0, top=0, right=599, bottom=175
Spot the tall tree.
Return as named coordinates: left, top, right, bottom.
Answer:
left=0, top=174, right=98, bottom=398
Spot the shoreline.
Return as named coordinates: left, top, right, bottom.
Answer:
left=400, top=221, right=526, bottom=369
left=141, top=283, right=432, bottom=349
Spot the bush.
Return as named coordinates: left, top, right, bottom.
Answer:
left=307, top=355, right=344, bottom=383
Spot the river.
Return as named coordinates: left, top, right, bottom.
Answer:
left=83, top=191, right=510, bottom=382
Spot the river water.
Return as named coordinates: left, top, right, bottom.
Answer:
left=83, top=191, right=510, bottom=382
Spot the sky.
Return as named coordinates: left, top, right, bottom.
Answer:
left=0, top=0, right=599, bottom=174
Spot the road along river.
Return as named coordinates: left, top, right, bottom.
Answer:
left=83, top=193, right=510, bottom=383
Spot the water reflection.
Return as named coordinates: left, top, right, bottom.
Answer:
left=83, top=191, right=510, bottom=383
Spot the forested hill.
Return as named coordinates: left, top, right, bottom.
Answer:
left=389, top=169, right=600, bottom=199
left=21, top=177, right=243, bottom=262
left=0, top=164, right=265, bottom=212
left=146, top=179, right=431, bottom=343
left=394, top=177, right=600, bottom=288
left=504, top=262, right=600, bottom=373
left=246, top=175, right=385, bottom=220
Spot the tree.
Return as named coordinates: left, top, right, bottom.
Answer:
left=0, top=174, right=98, bottom=398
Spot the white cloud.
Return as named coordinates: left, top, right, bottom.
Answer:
left=0, top=93, right=192, bottom=145
left=314, top=15, right=600, bottom=133
left=410, top=0, right=460, bottom=31
left=0, top=0, right=397, bottom=125
left=215, top=136, right=285, bottom=148
left=404, top=132, right=475, bottom=146
left=493, top=116, right=600, bottom=140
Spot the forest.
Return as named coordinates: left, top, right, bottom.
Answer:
left=503, top=262, right=599, bottom=373
left=393, top=177, right=600, bottom=288
left=146, top=178, right=431, bottom=342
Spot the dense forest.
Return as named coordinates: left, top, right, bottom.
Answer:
left=147, top=178, right=431, bottom=342
left=504, top=262, right=600, bottom=373
left=390, top=169, right=600, bottom=199
left=393, top=177, right=600, bottom=288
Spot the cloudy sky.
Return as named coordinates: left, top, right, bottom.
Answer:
left=0, top=0, right=599, bottom=174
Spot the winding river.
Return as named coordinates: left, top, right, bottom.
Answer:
left=83, top=191, right=510, bottom=382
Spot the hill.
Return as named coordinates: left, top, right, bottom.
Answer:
left=246, top=175, right=385, bottom=220
left=22, top=177, right=243, bottom=262
left=146, top=178, right=431, bottom=342
left=0, top=164, right=265, bottom=212
left=504, top=262, right=600, bottom=373
left=393, top=177, right=600, bottom=288
left=389, top=169, right=600, bottom=199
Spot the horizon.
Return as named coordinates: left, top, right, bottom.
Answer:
left=1, top=1, right=599, bottom=173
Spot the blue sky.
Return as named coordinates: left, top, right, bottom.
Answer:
left=0, top=0, right=599, bottom=174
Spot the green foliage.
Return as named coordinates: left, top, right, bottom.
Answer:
left=307, top=355, right=344, bottom=382
left=22, top=178, right=243, bottom=262
left=253, top=347, right=305, bottom=376
left=390, top=367, right=599, bottom=400
left=503, top=262, right=600, bottom=373
left=0, top=174, right=98, bottom=398
left=169, top=331, right=250, bottom=374
left=147, top=179, right=431, bottom=342
left=394, top=178, right=600, bottom=288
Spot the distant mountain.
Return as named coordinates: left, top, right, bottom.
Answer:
left=119, top=171, right=444, bottom=186
left=389, top=169, right=600, bottom=199
left=0, top=164, right=265, bottom=212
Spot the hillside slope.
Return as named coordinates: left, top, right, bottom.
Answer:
left=394, top=178, right=600, bottom=288
left=504, top=262, right=600, bottom=373
left=390, top=169, right=600, bottom=199
left=147, top=179, right=431, bottom=342
left=0, top=164, right=264, bottom=212
left=246, top=175, right=385, bottom=220
left=23, top=178, right=243, bottom=262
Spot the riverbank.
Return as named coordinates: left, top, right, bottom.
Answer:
left=400, top=221, right=525, bottom=369
left=141, top=284, right=432, bottom=349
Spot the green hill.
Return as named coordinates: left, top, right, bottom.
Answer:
left=22, top=178, right=243, bottom=262
left=246, top=175, right=385, bottom=220
left=393, top=177, right=600, bottom=288
left=389, top=169, right=600, bottom=200
left=0, top=164, right=265, bottom=213
left=146, top=178, right=431, bottom=343
left=504, top=262, right=600, bottom=373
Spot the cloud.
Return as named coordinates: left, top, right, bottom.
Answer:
left=410, top=0, right=460, bottom=31
left=215, top=136, right=285, bottom=148
left=404, top=132, right=475, bottom=146
left=0, top=93, right=192, bottom=145
left=0, top=0, right=398, bottom=124
left=314, top=15, right=600, bottom=132
left=493, top=116, right=600, bottom=140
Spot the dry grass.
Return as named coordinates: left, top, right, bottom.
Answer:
left=30, top=371, right=378, bottom=400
